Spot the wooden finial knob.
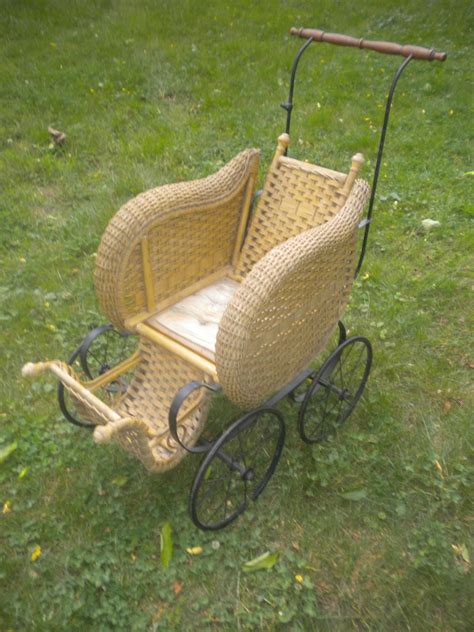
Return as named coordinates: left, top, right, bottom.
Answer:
left=22, top=362, right=47, bottom=377
left=351, top=153, right=364, bottom=169
left=93, top=424, right=114, bottom=444
left=342, top=152, right=365, bottom=196
left=271, top=133, right=290, bottom=169
left=277, top=133, right=290, bottom=150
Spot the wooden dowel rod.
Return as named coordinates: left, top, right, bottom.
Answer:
left=290, top=27, right=447, bottom=62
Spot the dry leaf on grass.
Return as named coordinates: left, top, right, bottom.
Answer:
left=48, top=126, right=66, bottom=144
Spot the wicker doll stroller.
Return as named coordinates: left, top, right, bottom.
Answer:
left=23, top=28, right=446, bottom=530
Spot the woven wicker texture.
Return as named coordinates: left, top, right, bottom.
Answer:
left=94, top=149, right=259, bottom=331
left=236, top=153, right=351, bottom=277
left=113, top=338, right=211, bottom=471
left=30, top=339, right=211, bottom=472
left=216, top=178, right=370, bottom=409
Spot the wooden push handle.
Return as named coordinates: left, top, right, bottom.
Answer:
left=290, top=27, right=447, bottom=62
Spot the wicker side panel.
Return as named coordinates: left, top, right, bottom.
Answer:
left=236, top=157, right=348, bottom=277
left=216, top=180, right=370, bottom=409
left=114, top=338, right=211, bottom=472
left=146, top=198, right=243, bottom=301
left=95, top=149, right=260, bottom=330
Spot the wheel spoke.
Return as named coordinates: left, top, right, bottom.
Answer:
left=299, top=339, right=371, bottom=444
left=339, top=340, right=356, bottom=376
left=336, top=397, right=346, bottom=422
left=201, top=477, right=228, bottom=507
left=325, top=395, right=341, bottom=424
left=200, top=473, right=227, bottom=500
left=223, top=467, right=237, bottom=520
left=345, top=346, right=366, bottom=390
left=245, top=427, right=279, bottom=480
left=336, top=354, right=345, bottom=390
left=246, top=423, right=272, bottom=462
left=86, top=349, right=102, bottom=368
left=320, top=384, right=332, bottom=419
left=191, top=409, right=284, bottom=529
left=237, top=431, right=248, bottom=469
left=208, top=474, right=232, bottom=523
left=103, top=336, right=110, bottom=365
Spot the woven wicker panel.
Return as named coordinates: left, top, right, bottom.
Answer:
left=216, top=179, right=370, bottom=409
left=236, top=156, right=349, bottom=277
left=94, top=149, right=259, bottom=330
left=114, top=337, right=211, bottom=472
left=46, top=340, right=211, bottom=472
left=146, top=203, right=239, bottom=302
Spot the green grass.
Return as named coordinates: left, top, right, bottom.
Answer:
left=1, top=0, right=472, bottom=629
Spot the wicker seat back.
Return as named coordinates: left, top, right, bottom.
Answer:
left=235, top=134, right=361, bottom=277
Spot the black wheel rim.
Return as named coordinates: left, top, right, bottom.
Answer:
left=57, top=324, right=136, bottom=428
left=298, top=336, right=372, bottom=443
left=57, top=342, right=96, bottom=428
left=79, top=324, right=132, bottom=381
left=190, top=407, right=285, bottom=530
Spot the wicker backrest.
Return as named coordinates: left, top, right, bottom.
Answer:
left=216, top=178, right=370, bottom=409
left=94, top=149, right=260, bottom=331
left=235, top=134, right=363, bottom=277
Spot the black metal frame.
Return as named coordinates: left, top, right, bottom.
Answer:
left=167, top=326, right=371, bottom=529
left=59, top=315, right=366, bottom=530
left=281, top=37, right=414, bottom=277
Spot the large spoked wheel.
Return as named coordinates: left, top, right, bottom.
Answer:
left=298, top=336, right=372, bottom=444
left=57, top=324, right=136, bottom=428
left=289, top=322, right=347, bottom=405
left=190, top=407, right=285, bottom=531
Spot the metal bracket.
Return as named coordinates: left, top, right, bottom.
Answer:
left=168, top=381, right=221, bottom=454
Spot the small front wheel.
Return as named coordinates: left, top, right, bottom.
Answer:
left=57, top=324, right=136, bottom=428
left=57, top=340, right=95, bottom=428
left=298, top=336, right=372, bottom=443
left=189, top=407, right=285, bottom=530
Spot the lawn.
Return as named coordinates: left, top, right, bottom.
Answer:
left=0, top=0, right=472, bottom=629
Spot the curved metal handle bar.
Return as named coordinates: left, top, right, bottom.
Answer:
left=290, top=27, right=447, bottom=61
left=354, top=54, right=413, bottom=278
left=168, top=381, right=222, bottom=454
left=283, top=35, right=420, bottom=278
left=281, top=36, right=314, bottom=138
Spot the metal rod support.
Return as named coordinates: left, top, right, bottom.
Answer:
left=214, top=448, right=249, bottom=477
left=318, top=378, right=349, bottom=400
left=282, top=36, right=314, bottom=140
left=355, top=54, right=413, bottom=278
